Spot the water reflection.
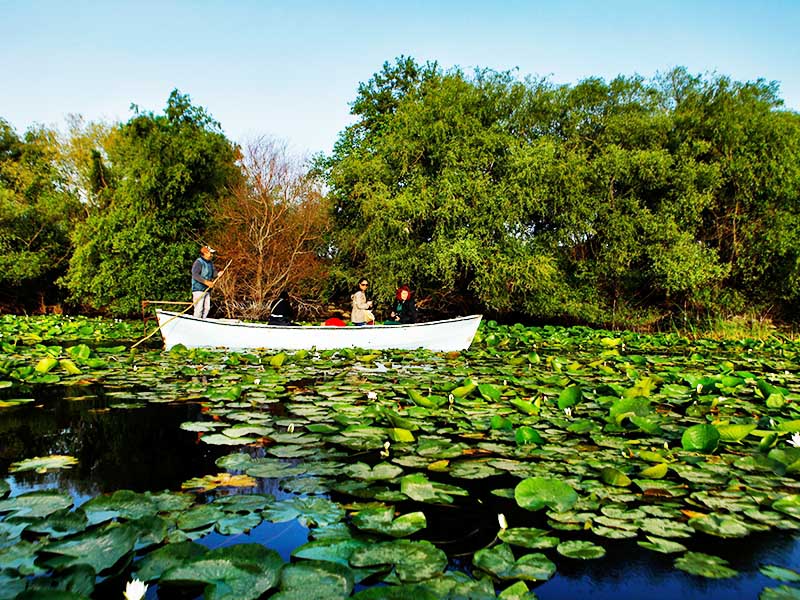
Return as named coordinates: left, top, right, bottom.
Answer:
left=0, top=383, right=224, bottom=499
left=1, top=383, right=799, bottom=599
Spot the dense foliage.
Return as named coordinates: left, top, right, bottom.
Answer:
left=0, top=119, right=82, bottom=311
left=61, top=91, right=240, bottom=315
left=323, top=58, right=800, bottom=325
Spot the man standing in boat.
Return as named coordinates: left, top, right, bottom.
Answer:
left=191, top=245, right=223, bottom=319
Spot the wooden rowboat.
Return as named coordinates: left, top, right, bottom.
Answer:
left=155, top=310, right=482, bottom=352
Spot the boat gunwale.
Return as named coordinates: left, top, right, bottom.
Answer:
left=156, top=310, right=482, bottom=331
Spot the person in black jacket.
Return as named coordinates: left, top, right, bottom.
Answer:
left=268, top=290, right=297, bottom=325
left=388, top=284, right=417, bottom=324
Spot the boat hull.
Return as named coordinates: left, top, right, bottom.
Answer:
left=155, top=311, right=482, bottom=352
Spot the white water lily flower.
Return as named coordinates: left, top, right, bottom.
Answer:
left=498, top=513, right=508, bottom=530
left=287, top=423, right=295, bottom=433
left=367, top=391, right=378, bottom=400
left=380, top=441, right=391, bottom=458
left=789, top=433, right=800, bottom=448
left=253, top=378, right=261, bottom=385
left=124, top=579, right=148, bottom=600
left=564, top=407, right=572, bottom=419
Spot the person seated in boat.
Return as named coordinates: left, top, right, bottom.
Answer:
left=191, top=245, right=224, bottom=319
left=268, top=290, right=297, bottom=325
left=350, top=278, right=374, bottom=326
left=385, top=284, right=417, bottom=324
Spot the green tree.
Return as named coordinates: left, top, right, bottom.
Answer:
left=0, top=119, right=82, bottom=311
left=324, top=59, right=800, bottom=325
left=63, top=91, right=240, bottom=315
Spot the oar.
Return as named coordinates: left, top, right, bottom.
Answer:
left=132, top=259, right=233, bottom=349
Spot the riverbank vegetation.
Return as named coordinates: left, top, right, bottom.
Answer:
left=1, top=59, right=798, bottom=333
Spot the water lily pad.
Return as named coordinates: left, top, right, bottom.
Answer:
left=556, top=540, right=606, bottom=559
left=160, top=544, right=283, bottom=600
left=473, top=543, right=556, bottom=581
left=351, top=505, right=426, bottom=537
left=264, top=497, right=345, bottom=527
left=515, top=477, right=578, bottom=512
left=350, top=540, right=447, bottom=582
left=760, top=565, right=800, bottom=583
left=181, top=473, right=257, bottom=492
left=44, top=522, right=137, bottom=572
left=674, top=551, right=738, bottom=579
left=759, top=585, right=800, bottom=599
left=637, top=535, right=687, bottom=554
left=134, top=540, right=209, bottom=581
left=273, top=559, right=354, bottom=600
left=9, top=455, right=78, bottom=473
left=345, top=462, right=404, bottom=481
left=400, top=473, right=468, bottom=504
left=688, top=514, right=750, bottom=538
left=681, top=424, right=720, bottom=453
left=0, top=490, right=73, bottom=519
left=498, top=527, right=560, bottom=550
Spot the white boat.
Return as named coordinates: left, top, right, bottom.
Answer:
left=155, top=310, right=482, bottom=352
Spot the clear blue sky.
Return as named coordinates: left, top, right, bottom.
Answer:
left=2, top=0, right=798, bottom=156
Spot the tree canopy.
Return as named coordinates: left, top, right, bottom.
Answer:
left=62, top=91, right=240, bottom=315
left=323, top=58, right=800, bottom=325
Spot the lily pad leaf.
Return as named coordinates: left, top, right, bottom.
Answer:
left=717, top=423, right=756, bottom=443
left=636, top=535, right=687, bottom=554
left=558, top=385, right=582, bottom=410
left=44, top=522, right=137, bottom=572
left=681, top=424, right=720, bottom=453
left=351, top=505, right=427, bottom=538
left=760, top=565, right=800, bottom=583
left=274, top=559, right=355, bottom=600
left=349, top=540, right=447, bottom=583
left=498, top=527, right=559, bottom=550
left=600, top=467, right=632, bottom=487
left=688, top=514, right=750, bottom=538
left=161, top=544, right=283, bottom=600
left=134, top=540, right=208, bottom=581
left=400, top=473, right=468, bottom=504
left=515, top=477, right=578, bottom=513
left=473, top=543, right=556, bottom=582
left=556, top=540, right=606, bottom=559
left=674, top=551, right=738, bottom=579
left=9, top=455, right=78, bottom=473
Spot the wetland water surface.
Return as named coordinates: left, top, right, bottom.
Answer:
left=1, top=318, right=799, bottom=599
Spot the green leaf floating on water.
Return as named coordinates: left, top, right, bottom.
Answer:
left=759, top=585, right=800, bottom=600
left=716, top=423, right=757, bottom=443
left=637, top=535, right=687, bottom=554
left=349, top=540, right=447, bottom=583
left=557, top=540, right=606, bottom=559
left=9, top=455, right=78, bottom=473
left=600, top=467, right=632, bottom=487
left=681, top=424, right=720, bottom=453
left=760, top=565, right=800, bottom=583
left=558, top=385, right=582, bottom=410
left=473, top=543, right=556, bottom=581
left=515, top=477, right=578, bottom=512
left=344, top=462, right=403, bottom=481
left=274, top=559, right=355, bottom=600
left=43, top=521, right=137, bottom=572
left=351, top=505, right=426, bottom=537
left=688, top=514, right=750, bottom=538
left=134, top=540, right=209, bottom=581
left=400, top=473, right=468, bottom=504
left=498, top=527, right=560, bottom=550
left=0, top=490, right=73, bottom=519
left=160, top=544, right=283, bottom=600
left=515, top=426, right=543, bottom=446
left=263, top=497, right=345, bottom=527
left=673, top=551, right=738, bottom=579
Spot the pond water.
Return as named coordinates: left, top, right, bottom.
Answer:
left=1, top=384, right=798, bottom=598
left=1, top=321, right=800, bottom=599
